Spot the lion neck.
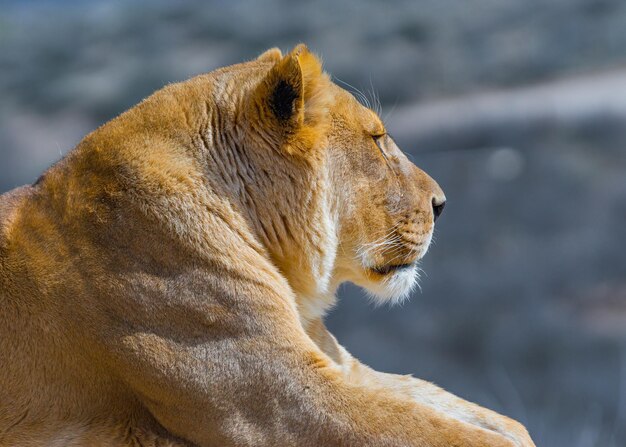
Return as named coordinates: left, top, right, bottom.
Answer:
left=200, top=110, right=340, bottom=322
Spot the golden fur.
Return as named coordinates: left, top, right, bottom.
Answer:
left=0, top=45, right=534, bottom=446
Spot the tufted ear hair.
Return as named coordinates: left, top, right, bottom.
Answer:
left=256, top=47, right=283, bottom=63
left=248, top=44, right=331, bottom=155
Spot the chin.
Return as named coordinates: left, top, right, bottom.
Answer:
left=363, top=264, right=420, bottom=306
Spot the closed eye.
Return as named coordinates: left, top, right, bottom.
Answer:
left=372, top=134, right=397, bottom=177
left=372, top=134, right=388, bottom=157
left=372, top=134, right=386, bottom=144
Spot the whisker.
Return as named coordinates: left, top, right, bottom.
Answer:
left=333, top=76, right=371, bottom=109
left=383, top=98, right=399, bottom=125
left=356, top=231, right=404, bottom=265
left=359, top=224, right=401, bottom=249
left=367, top=76, right=383, bottom=116
left=356, top=237, right=402, bottom=262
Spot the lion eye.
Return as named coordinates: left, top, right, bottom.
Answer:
left=372, top=134, right=391, bottom=165
left=372, top=134, right=386, bottom=151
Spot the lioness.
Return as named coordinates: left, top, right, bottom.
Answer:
left=0, top=45, right=534, bottom=447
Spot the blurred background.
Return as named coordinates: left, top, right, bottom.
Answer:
left=1, top=0, right=625, bottom=445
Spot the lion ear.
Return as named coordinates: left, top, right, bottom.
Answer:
left=256, top=47, right=283, bottom=63
left=264, top=51, right=305, bottom=124
left=249, top=44, right=331, bottom=154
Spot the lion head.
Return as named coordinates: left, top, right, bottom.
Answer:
left=199, top=45, right=445, bottom=317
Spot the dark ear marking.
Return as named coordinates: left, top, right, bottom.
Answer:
left=270, top=79, right=299, bottom=121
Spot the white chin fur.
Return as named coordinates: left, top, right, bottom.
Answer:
left=364, top=264, right=420, bottom=306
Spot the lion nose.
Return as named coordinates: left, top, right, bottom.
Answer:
left=432, top=198, right=446, bottom=222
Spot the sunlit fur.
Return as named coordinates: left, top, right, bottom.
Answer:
left=356, top=227, right=434, bottom=304
left=0, top=45, right=534, bottom=446
left=365, top=264, right=420, bottom=305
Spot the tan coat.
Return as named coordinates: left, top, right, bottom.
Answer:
left=0, top=45, right=534, bottom=447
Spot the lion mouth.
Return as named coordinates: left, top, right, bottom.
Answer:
left=370, top=263, right=415, bottom=276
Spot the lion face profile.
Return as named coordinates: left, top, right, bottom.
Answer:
left=230, top=45, right=445, bottom=317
